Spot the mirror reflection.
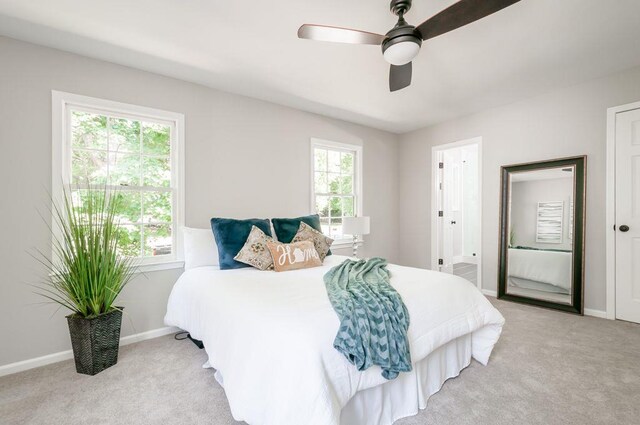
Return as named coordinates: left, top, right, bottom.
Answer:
left=506, top=166, right=575, bottom=304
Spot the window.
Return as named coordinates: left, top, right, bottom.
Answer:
left=52, top=91, right=184, bottom=270
left=311, top=139, right=362, bottom=244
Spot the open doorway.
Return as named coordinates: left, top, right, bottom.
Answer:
left=431, top=138, right=482, bottom=290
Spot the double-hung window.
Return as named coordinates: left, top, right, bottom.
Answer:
left=311, top=139, right=363, bottom=244
left=52, top=91, right=184, bottom=270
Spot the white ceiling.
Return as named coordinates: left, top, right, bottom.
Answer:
left=1, top=0, right=640, bottom=134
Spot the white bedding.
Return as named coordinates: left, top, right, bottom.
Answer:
left=164, top=255, right=505, bottom=425
left=508, top=248, right=572, bottom=290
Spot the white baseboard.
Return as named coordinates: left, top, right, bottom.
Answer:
left=0, top=326, right=178, bottom=378
left=482, top=289, right=497, bottom=298
left=119, top=326, right=179, bottom=345
left=584, top=308, right=608, bottom=319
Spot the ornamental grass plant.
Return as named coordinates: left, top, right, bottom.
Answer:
left=36, top=186, right=136, bottom=318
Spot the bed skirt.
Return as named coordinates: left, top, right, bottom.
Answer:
left=340, top=334, right=472, bottom=425
left=210, top=333, right=473, bottom=425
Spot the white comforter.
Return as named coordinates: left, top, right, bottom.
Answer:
left=508, top=248, right=572, bottom=290
left=164, top=256, right=504, bottom=425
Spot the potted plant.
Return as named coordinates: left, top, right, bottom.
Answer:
left=36, top=187, right=136, bottom=375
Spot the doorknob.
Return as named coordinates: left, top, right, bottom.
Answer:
left=451, top=220, right=457, bottom=225
left=619, top=225, right=630, bottom=232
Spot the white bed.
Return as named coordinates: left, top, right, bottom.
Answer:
left=507, top=248, right=572, bottom=293
left=164, top=255, right=504, bottom=425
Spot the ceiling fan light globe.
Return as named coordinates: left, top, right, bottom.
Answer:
left=383, top=40, right=420, bottom=66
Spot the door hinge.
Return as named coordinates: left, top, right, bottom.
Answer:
left=438, top=259, right=444, bottom=265
left=438, top=210, right=443, bottom=217
left=439, top=162, right=444, bottom=169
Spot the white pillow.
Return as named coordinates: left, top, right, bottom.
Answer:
left=183, top=226, right=219, bottom=270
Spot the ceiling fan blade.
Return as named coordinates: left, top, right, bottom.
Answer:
left=390, top=63, right=412, bottom=92
left=298, top=24, right=385, bottom=45
left=416, top=0, right=521, bottom=41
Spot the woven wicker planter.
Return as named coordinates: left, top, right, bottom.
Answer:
left=66, top=307, right=123, bottom=376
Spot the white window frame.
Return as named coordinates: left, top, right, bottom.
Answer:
left=52, top=91, right=185, bottom=272
left=310, top=138, right=363, bottom=246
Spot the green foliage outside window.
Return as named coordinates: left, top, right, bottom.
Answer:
left=70, top=110, right=173, bottom=258
left=314, top=147, right=357, bottom=239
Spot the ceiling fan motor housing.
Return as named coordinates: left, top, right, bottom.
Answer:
left=382, top=22, right=422, bottom=65
left=382, top=24, right=422, bottom=51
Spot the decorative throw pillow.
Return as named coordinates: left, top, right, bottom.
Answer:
left=266, top=240, right=322, bottom=272
left=292, top=222, right=333, bottom=261
left=234, top=226, right=275, bottom=270
left=211, top=217, right=272, bottom=270
left=271, top=214, right=331, bottom=256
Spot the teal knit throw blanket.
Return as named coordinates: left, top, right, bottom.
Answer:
left=324, top=257, right=412, bottom=380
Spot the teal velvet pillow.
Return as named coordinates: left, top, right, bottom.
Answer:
left=271, top=214, right=331, bottom=256
left=211, top=218, right=272, bottom=270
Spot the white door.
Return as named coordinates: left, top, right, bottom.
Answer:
left=440, top=150, right=456, bottom=274
left=435, top=151, right=451, bottom=273
left=615, top=108, right=640, bottom=323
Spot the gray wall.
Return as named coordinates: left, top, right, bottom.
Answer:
left=398, top=65, right=640, bottom=312
left=0, top=37, right=400, bottom=367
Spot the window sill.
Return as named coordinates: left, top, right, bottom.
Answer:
left=136, top=260, right=184, bottom=273
left=47, top=259, right=185, bottom=278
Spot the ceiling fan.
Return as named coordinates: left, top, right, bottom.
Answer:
left=298, top=0, right=521, bottom=92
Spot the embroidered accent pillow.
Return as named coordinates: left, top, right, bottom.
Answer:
left=266, top=240, right=322, bottom=272
left=234, top=226, right=276, bottom=270
left=292, top=222, right=333, bottom=261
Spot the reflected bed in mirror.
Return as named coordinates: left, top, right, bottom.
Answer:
left=498, top=156, right=586, bottom=314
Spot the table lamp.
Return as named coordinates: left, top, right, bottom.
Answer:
left=343, top=216, right=370, bottom=259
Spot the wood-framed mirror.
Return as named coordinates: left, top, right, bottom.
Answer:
left=498, top=156, right=586, bottom=314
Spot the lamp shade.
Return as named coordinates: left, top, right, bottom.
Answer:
left=343, top=216, right=370, bottom=236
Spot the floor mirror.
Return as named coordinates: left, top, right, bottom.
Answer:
left=498, top=156, right=586, bottom=314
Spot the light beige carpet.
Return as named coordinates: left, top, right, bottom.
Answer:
left=1, top=299, right=639, bottom=425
